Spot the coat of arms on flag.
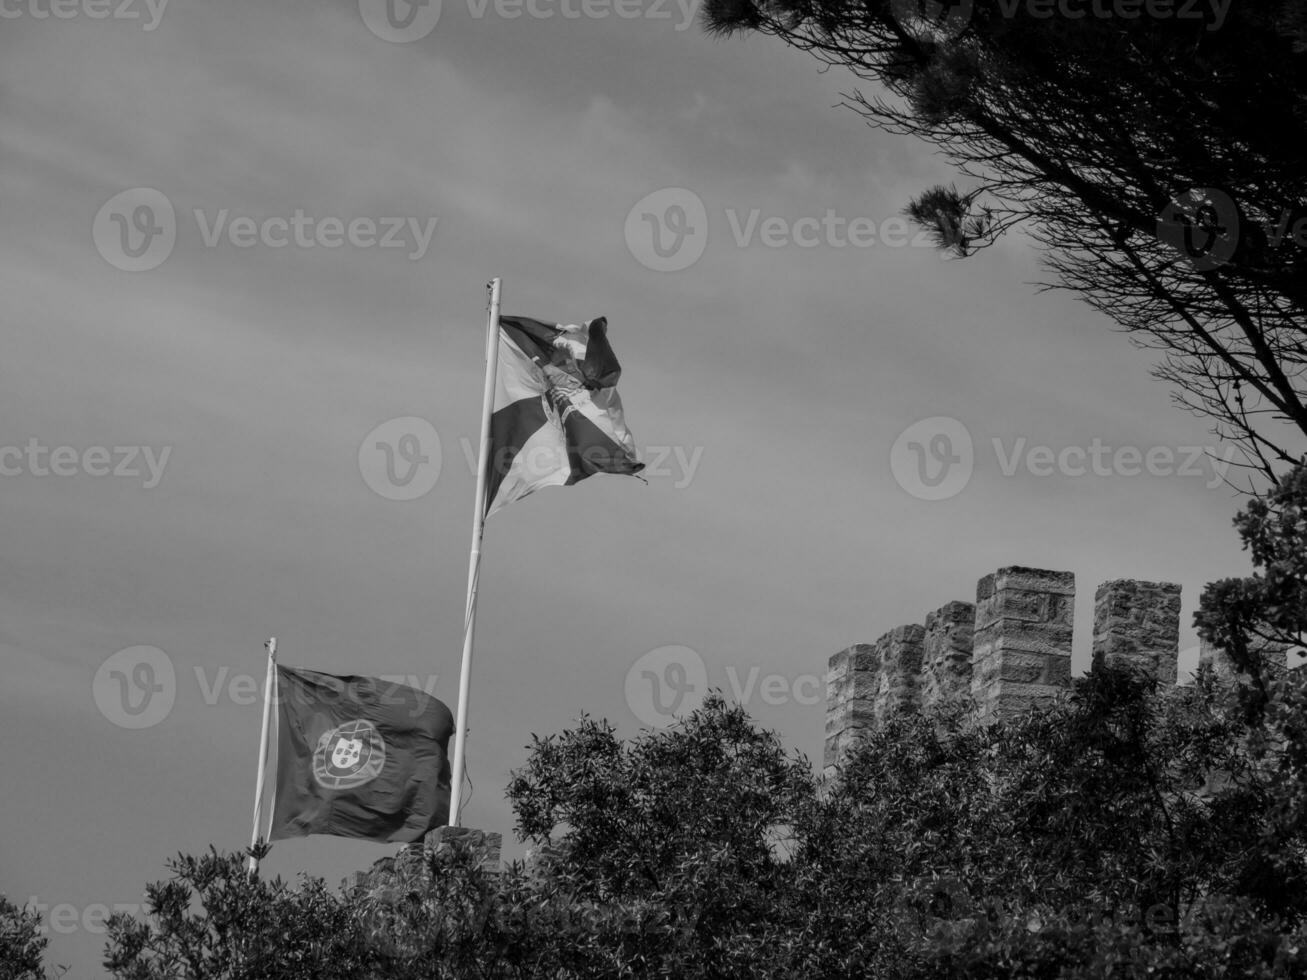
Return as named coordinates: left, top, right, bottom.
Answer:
left=313, top=719, right=386, bottom=790
left=269, top=666, right=453, bottom=843
left=486, top=315, right=644, bottom=516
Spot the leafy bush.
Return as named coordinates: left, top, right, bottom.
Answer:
left=0, top=894, right=49, bottom=980
left=41, top=470, right=1307, bottom=978
left=87, top=673, right=1307, bottom=979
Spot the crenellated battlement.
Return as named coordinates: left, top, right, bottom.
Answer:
left=820, top=566, right=1278, bottom=779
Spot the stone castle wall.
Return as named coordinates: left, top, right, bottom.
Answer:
left=823, top=565, right=1285, bottom=779
left=345, top=574, right=1285, bottom=888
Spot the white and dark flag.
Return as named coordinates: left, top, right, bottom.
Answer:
left=486, top=315, right=643, bottom=517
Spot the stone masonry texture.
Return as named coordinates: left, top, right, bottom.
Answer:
left=824, top=642, right=877, bottom=775
left=819, top=567, right=1226, bottom=774
left=874, top=624, right=926, bottom=724
left=970, top=567, right=1075, bottom=724
left=921, top=601, right=975, bottom=714
left=1092, top=579, right=1181, bottom=684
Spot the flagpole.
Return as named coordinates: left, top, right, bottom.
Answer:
left=248, top=636, right=277, bottom=874
left=449, top=277, right=502, bottom=827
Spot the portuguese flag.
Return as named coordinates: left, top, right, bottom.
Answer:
left=486, top=315, right=643, bottom=517
left=269, top=666, right=453, bottom=843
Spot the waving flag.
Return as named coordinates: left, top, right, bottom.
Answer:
left=486, top=315, right=643, bottom=517
left=269, top=666, right=453, bottom=843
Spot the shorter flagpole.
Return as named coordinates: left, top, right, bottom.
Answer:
left=448, top=277, right=502, bottom=827
left=248, top=636, right=277, bottom=875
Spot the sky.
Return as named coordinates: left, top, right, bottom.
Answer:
left=0, top=0, right=1269, bottom=975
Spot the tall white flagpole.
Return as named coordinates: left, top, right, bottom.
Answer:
left=449, top=277, right=502, bottom=826
left=247, top=636, right=277, bottom=875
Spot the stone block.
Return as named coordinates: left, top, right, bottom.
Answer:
left=825, top=642, right=881, bottom=773
left=1093, top=580, right=1181, bottom=685
left=971, top=567, right=1075, bottom=722
left=873, top=624, right=925, bottom=723
left=922, top=601, right=975, bottom=713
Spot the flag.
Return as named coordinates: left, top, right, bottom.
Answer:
left=486, top=315, right=643, bottom=517
left=269, top=666, right=453, bottom=843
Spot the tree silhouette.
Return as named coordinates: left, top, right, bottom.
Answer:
left=702, top=0, right=1307, bottom=487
